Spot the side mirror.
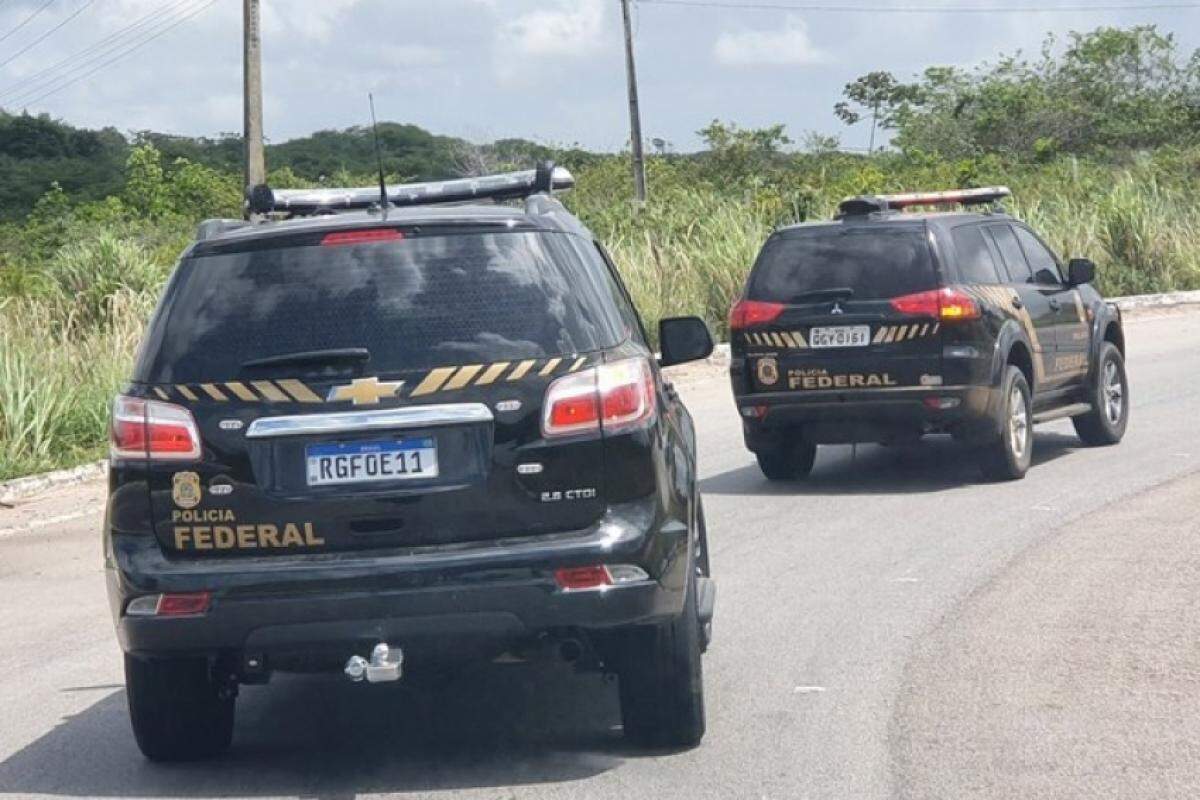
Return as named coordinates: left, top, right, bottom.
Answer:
left=1067, top=258, right=1095, bottom=286
left=659, top=316, right=714, bottom=367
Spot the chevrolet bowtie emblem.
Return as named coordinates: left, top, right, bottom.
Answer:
left=327, top=377, right=403, bottom=405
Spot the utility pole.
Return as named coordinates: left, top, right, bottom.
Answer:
left=620, top=0, right=646, bottom=203
left=243, top=0, right=265, bottom=217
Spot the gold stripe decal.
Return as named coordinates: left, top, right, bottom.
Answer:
left=508, top=359, right=536, bottom=381
left=251, top=381, right=290, bottom=403
left=176, top=385, right=198, bottom=401
left=569, top=357, right=587, bottom=372
left=153, top=387, right=170, bottom=401
left=792, top=330, right=808, bottom=348
left=476, top=362, right=510, bottom=386
left=780, top=331, right=797, bottom=348
left=225, top=382, right=257, bottom=402
left=277, top=379, right=322, bottom=403
left=539, top=357, right=563, bottom=376
left=874, top=326, right=889, bottom=344
left=445, top=365, right=483, bottom=391
left=410, top=367, right=457, bottom=397
left=201, top=384, right=228, bottom=402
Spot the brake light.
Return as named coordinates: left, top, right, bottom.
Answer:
left=555, top=566, right=612, bottom=591
left=729, top=299, right=785, bottom=330
left=156, top=592, right=211, bottom=616
left=890, top=287, right=980, bottom=321
left=321, top=228, right=403, bottom=246
left=111, top=395, right=202, bottom=461
left=542, top=358, right=656, bottom=438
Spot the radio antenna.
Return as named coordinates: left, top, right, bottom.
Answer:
left=368, top=93, right=388, bottom=220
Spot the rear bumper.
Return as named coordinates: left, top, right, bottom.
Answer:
left=106, top=496, right=689, bottom=664
left=735, top=384, right=1001, bottom=446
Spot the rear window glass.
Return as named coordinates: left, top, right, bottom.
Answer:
left=952, top=226, right=1003, bottom=284
left=748, top=226, right=936, bottom=302
left=137, top=230, right=624, bottom=383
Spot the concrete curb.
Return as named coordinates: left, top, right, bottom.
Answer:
left=1110, top=289, right=1200, bottom=310
left=0, top=460, right=106, bottom=506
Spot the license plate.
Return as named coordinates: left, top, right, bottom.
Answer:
left=306, top=438, right=438, bottom=486
left=809, top=325, right=870, bottom=349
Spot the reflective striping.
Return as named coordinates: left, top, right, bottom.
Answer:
left=539, top=357, right=563, bottom=376
left=792, top=330, right=808, bottom=348
left=200, top=384, right=228, bottom=402
left=883, top=327, right=898, bottom=344
left=475, top=362, right=510, bottom=386
left=153, top=387, right=170, bottom=401
left=780, top=331, right=797, bottom=348
left=919, top=323, right=930, bottom=338
left=276, top=379, right=322, bottom=403
left=508, top=359, right=537, bottom=381
left=908, top=325, right=921, bottom=340
left=176, top=385, right=198, bottom=401
left=225, top=382, right=258, bottom=402
left=410, top=366, right=457, bottom=397
left=445, top=365, right=483, bottom=391
left=251, top=381, right=290, bottom=403
left=569, top=356, right=587, bottom=372
left=873, top=326, right=889, bottom=344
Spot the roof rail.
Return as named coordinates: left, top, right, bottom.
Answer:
left=246, top=161, right=574, bottom=217
left=837, top=186, right=1011, bottom=218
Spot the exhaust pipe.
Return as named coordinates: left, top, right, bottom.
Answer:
left=344, top=643, right=404, bottom=683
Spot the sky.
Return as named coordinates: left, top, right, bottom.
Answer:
left=0, top=0, right=1197, bottom=153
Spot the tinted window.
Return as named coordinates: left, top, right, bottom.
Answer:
left=952, top=226, right=1003, bottom=284
left=137, top=231, right=624, bottom=383
left=1015, top=227, right=1063, bottom=285
left=749, top=226, right=936, bottom=302
left=987, top=224, right=1032, bottom=283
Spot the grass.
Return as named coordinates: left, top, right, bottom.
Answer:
left=2, top=151, right=1199, bottom=480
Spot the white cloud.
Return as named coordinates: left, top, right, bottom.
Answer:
left=714, top=16, right=826, bottom=67
left=497, top=0, right=607, bottom=58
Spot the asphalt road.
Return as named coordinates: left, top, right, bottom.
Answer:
left=1, top=306, right=1199, bottom=800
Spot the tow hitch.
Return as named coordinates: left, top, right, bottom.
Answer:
left=344, top=643, right=404, bottom=683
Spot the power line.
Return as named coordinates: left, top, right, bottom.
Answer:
left=0, top=0, right=56, bottom=45
left=6, top=0, right=216, bottom=108
left=638, top=0, right=1200, bottom=12
left=0, top=0, right=195, bottom=101
left=18, top=0, right=218, bottom=107
left=0, top=0, right=99, bottom=70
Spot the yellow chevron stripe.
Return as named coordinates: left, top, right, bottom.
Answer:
left=569, top=357, right=587, bottom=372
left=883, top=327, right=898, bottom=344
left=251, top=381, right=289, bottom=403
left=411, top=366, right=456, bottom=396
left=780, top=331, right=797, bottom=348
left=508, top=359, right=536, bottom=381
left=792, top=330, right=808, bottom=348
left=176, top=385, right=198, bottom=401
left=225, top=382, right=257, bottom=402
left=874, top=326, right=889, bottom=344
left=200, top=384, right=228, bottom=401
left=445, top=365, right=483, bottom=391
left=276, top=379, right=322, bottom=403
left=539, top=358, right=563, bottom=376
left=476, top=362, right=510, bottom=386
left=153, top=387, right=170, bottom=401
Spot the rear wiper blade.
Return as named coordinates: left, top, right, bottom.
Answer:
left=241, top=348, right=371, bottom=369
left=789, top=288, right=855, bottom=303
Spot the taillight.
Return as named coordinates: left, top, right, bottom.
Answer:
left=110, top=395, right=202, bottom=461
left=321, top=228, right=403, bottom=246
left=890, top=287, right=980, bottom=321
left=729, top=299, right=785, bottom=330
left=542, top=358, right=656, bottom=438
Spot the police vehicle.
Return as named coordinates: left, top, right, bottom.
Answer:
left=729, top=187, right=1128, bottom=481
left=104, top=164, right=716, bottom=760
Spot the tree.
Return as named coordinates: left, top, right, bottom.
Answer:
left=834, top=71, right=910, bottom=153
left=696, top=119, right=791, bottom=177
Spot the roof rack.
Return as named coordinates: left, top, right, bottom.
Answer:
left=246, top=161, right=574, bottom=217
left=837, top=186, right=1011, bottom=218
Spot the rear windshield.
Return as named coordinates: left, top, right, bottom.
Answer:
left=136, top=230, right=624, bottom=383
left=748, top=226, right=936, bottom=302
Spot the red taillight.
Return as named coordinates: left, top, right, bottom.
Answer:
left=889, top=287, right=980, bottom=321
left=321, top=228, right=403, bottom=246
left=111, top=396, right=201, bottom=461
left=729, top=299, right=785, bottom=330
left=156, top=592, right=211, bottom=616
left=554, top=565, right=612, bottom=591
left=542, top=358, right=656, bottom=438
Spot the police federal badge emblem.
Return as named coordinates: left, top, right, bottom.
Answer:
left=172, top=471, right=202, bottom=509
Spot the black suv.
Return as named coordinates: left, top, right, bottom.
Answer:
left=729, top=188, right=1128, bottom=481
left=104, top=165, right=716, bottom=760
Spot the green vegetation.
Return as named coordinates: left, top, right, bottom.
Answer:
left=1, top=25, right=1199, bottom=480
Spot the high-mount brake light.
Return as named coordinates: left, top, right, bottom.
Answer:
left=890, top=287, right=981, bottom=322
left=542, top=358, right=656, bottom=439
left=111, top=395, right=202, bottom=461
left=321, top=229, right=403, bottom=246
left=729, top=299, right=785, bottom=330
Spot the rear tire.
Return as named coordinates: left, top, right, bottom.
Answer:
left=1072, top=342, right=1128, bottom=446
left=978, top=366, right=1033, bottom=481
left=125, top=654, right=234, bottom=761
left=617, top=573, right=706, bottom=748
left=755, top=437, right=817, bottom=481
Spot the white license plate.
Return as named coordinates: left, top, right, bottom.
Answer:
left=306, top=438, right=438, bottom=486
left=809, top=325, right=871, bottom=349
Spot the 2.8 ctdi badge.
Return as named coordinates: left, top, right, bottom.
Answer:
left=172, top=471, right=201, bottom=509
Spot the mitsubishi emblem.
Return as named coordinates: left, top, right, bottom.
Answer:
left=830, top=301, right=845, bottom=315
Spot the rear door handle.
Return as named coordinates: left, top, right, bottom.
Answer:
left=1049, top=299, right=1061, bottom=311
left=1011, top=297, right=1023, bottom=309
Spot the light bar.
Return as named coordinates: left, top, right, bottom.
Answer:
left=877, top=186, right=1011, bottom=209
left=250, top=163, right=574, bottom=216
